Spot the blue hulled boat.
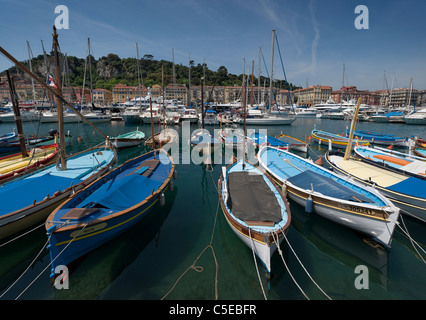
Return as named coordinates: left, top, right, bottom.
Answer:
left=249, top=132, right=289, bottom=150
left=347, top=129, right=409, bottom=147
left=0, top=145, right=116, bottom=241
left=258, top=146, right=400, bottom=247
left=45, top=148, right=175, bottom=277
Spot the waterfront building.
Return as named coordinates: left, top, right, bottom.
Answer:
left=294, top=85, right=332, bottom=107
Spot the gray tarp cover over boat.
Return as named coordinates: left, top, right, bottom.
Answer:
left=287, top=170, right=374, bottom=203
left=227, top=171, right=282, bottom=223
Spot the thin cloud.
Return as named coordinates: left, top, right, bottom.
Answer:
left=309, top=0, right=320, bottom=77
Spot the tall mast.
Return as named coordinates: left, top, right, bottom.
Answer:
left=6, top=71, right=28, bottom=158
left=269, top=30, right=275, bottom=115
left=188, top=52, right=191, bottom=107
left=88, top=38, right=93, bottom=105
left=242, top=58, right=246, bottom=169
left=52, top=26, right=67, bottom=170
left=258, top=47, right=261, bottom=106
left=26, top=41, right=36, bottom=101
left=136, top=43, right=142, bottom=103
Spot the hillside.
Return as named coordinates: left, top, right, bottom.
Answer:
left=1, top=52, right=300, bottom=92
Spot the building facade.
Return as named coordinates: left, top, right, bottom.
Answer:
left=293, top=85, right=333, bottom=107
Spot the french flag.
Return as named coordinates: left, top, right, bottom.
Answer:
left=47, top=75, right=58, bottom=89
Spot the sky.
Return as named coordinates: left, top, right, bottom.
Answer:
left=0, top=0, right=425, bottom=92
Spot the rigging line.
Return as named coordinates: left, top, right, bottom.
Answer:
left=281, top=230, right=332, bottom=300
left=14, top=222, right=87, bottom=300
left=271, top=231, right=309, bottom=300
left=274, top=33, right=294, bottom=112
left=248, top=228, right=268, bottom=300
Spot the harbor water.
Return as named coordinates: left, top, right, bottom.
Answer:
left=0, top=117, right=425, bottom=300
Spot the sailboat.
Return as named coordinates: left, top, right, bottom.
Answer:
left=325, top=99, right=426, bottom=223
left=218, top=58, right=291, bottom=276
left=0, top=28, right=116, bottom=241
left=45, top=147, right=175, bottom=277
left=353, top=145, right=426, bottom=178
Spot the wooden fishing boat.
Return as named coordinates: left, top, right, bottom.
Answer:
left=219, top=127, right=245, bottom=150
left=249, top=132, right=289, bottom=150
left=258, top=146, right=399, bottom=248
left=310, top=127, right=369, bottom=149
left=145, top=128, right=178, bottom=148
left=0, top=143, right=58, bottom=183
left=414, top=147, right=426, bottom=159
left=325, top=98, right=426, bottom=223
left=0, top=27, right=117, bottom=241
left=415, top=138, right=426, bottom=148
left=0, top=130, right=17, bottom=143
left=353, top=146, right=426, bottom=178
left=190, top=129, right=222, bottom=166
left=110, top=130, right=145, bottom=149
left=45, top=148, right=175, bottom=277
left=219, top=158, right=291, bottom=275
left=347, top=129, right=409, bottom=147
left=326, top=150, right=426, bottom=223
left=278, top=133, right=308, bottom=153
left=0, top=144, right=116, bottom=241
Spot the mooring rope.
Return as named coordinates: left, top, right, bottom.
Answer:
left=281, top=230, right=332, bottom=300
left=248, top=228, right=268, bottom=300
left=162, top=189, right=220, bottom=300
left=0, top=236, right=49, bottom=299
left=0, top=222, right=45, bottom=248
left=271, top=231, right=310, bottom=300
left=11, top=222, right=88, bottom=300
left=397, top=217, right=426, bottom=263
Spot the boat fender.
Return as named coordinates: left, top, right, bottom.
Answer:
left=53, top=190, right=61, bottom=197
left=169, top=180, right=174, bottom=192
left=305, top=194, right=313, bottom=214
left=160, top=193, right=165, bottom=206
left=173, top=170, right=178, bottom=180
left=281, top=183, right=287, bottom=197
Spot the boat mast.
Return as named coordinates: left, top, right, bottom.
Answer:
left=0, top=45, right=108, bottom=139
left=269, top=29, right=275, bottom=115
left=188, top=52, right=191, bottom=107
left=136, top=43, right=143, bottom=104
left=5, top=70, right=28, bottom=158
left=88, top=38, right=94, bottom=107
left=52, top=26, right=67, bottom=170
left=26, top=41, right=36, bottom=101
left=242, top=58, right=246, bottom=169
left=258, top=47, right=261, bottom=106
left=344, top=97, right=361, bottom=160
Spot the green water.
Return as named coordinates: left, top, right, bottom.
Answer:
left=0, top=117, right=425, bottom=300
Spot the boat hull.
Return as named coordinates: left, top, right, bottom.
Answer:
left=219, top=160, right=291, bottom=274
left=46, top=149, right=174, bottom=276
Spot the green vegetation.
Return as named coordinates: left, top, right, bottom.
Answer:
left=1, top=52, right=300, bottom=92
